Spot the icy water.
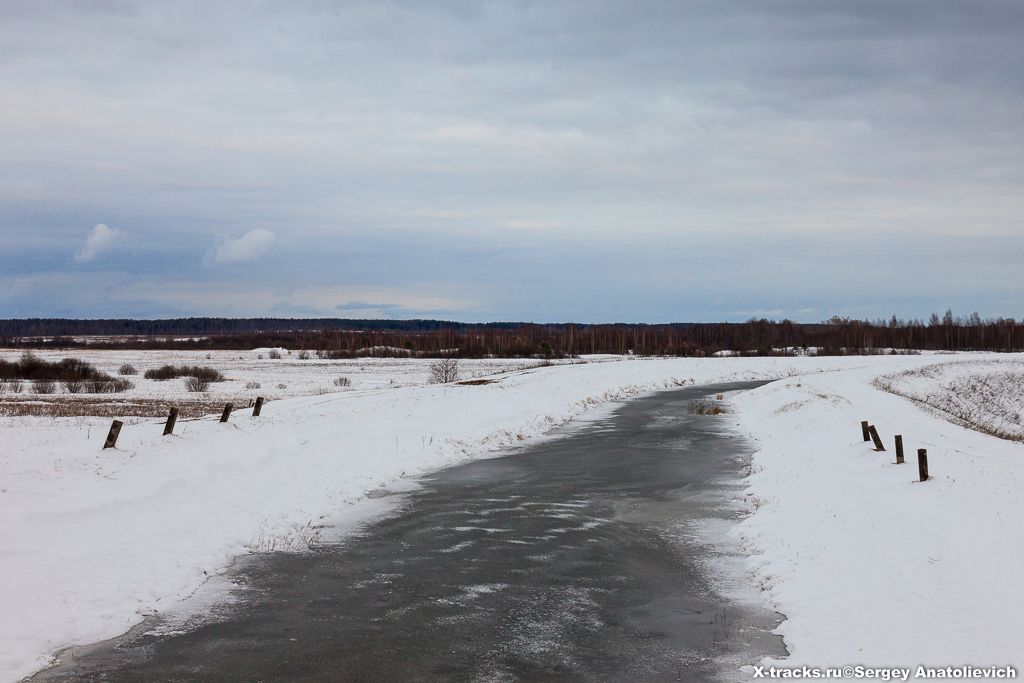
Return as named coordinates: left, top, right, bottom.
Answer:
left=35, top=381, right=785, bottom=682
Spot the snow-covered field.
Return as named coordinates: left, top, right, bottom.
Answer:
left=2, top=352, right=1022, bottom=680
left=0, top=348, right=567, bottom=417
left=873, top=359, right=1024, bottom=441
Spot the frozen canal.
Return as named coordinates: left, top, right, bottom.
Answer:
left=36, top=381, right=785, bottom=682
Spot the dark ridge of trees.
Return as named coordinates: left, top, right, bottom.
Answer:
left=0, top=310, right=1021, bottom=357
left=0, top=317, right=519, bottom=337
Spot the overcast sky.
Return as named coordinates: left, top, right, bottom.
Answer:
left=1, top=1, right=1022, bottom=322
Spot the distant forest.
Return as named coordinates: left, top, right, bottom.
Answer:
left=1, top=311, right=1022, bottom=357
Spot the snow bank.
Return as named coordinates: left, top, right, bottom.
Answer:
left=874, top=359, right=1024, bottom=441
left=1, top=353, right=1011, bottom=680
left=732, top=357, right=1024, bottom=673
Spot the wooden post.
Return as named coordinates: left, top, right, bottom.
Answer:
left=917, top=449, right=929, bottom=481
left=103, top=420, right=123, bottom=449
left=868, top=425, right=885, bottom=451
left=861, top=420, right=870, bottom=442
left=895, top=435, right=904, bottom=464
left=163, top=407, right=179, bottom=436
left=253, top=396, right=264, bottom=417
left=220, top=403, right=234, bottom=423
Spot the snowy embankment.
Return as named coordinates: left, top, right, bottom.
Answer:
left=874, top=359, right=1024, bottom=441
left=0, top=353, right=1013, bottom=680
left=733, top=357, right=1024, bottom=673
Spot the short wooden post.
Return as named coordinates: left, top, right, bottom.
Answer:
left=894, top=435, right=904, bottom=464
left=861, top=420, right=870, bottom=442
left=917, top=448, right=929, bottom=481
left=868, top=425, right=885, bottom=451
left=103, top=420, right=123, bottom=449
left=220, top=403, right=234, bottom=423
left=253, top=396, right=264, bottom=417
left=163, top=407, right=179, bottom=436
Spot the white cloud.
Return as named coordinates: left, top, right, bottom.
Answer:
left=74, top=223, right=125, bottom=262
left=209, top=229, right=276, bottom=265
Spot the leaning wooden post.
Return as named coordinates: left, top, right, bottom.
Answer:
left=917, top=448, right=929, bottom=481
left=861, top=420, right=870, bottom=442
left=163, top=407, right=179, bottom=436
left=894, top=435, right=904, bottom=464
left=253, top=396, right=264, bottom=417
left=103, top=420, right=123, bottom=449
left=868, top=425, right=885, bottom=451
left=220, top=403, right=234, bottom=423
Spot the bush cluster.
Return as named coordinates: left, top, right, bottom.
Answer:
left=0, top=352, right=134, bottom=394
left=144, top=365, right=225, bottom=382
left=0, top=351, right=110, bottom=382
left=60, top=378, right=135, bottom=394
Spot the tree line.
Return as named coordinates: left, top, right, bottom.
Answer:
left=0, top=317, right=510, bottom=337
left=1, top=311, right=1021, bottom=356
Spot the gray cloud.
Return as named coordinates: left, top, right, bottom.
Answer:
left=1, top=1, right=1022, bottom=320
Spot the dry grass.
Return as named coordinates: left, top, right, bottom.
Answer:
left=689, top=400, right=727, bottom=416
left=874, top=361, right=1024, bottom=442
left=0, top=396, right=261, bottom=418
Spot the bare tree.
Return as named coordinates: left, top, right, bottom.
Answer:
left=429, top=358, right=460, bottom=384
